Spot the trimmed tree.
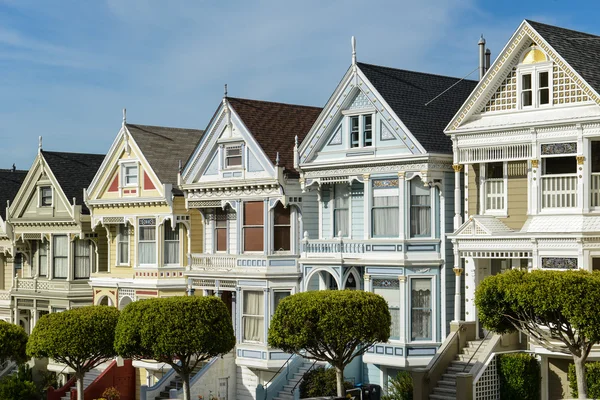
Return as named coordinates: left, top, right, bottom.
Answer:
left=475, top=269, right=600, bottom=399
left=26, top=305, right=120, bottom=400
left=114, top=296, right=235, bottom=400
left=268, top=290, right=391, bottom=397
left=0, top=320, right=28, bottom=365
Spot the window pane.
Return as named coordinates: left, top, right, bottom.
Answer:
left=139, top=243, right=156, bottom=264
left=374, top=281, right=400, bottom=340
left=274, top=226, right=290, bottom=251
left=53, top=235, right=68, bottom=278
left=244, top=202, right=264, bottom=226
left=164, top=224, right=179, bottom=241
left=274, top=203, right=290, bottom=225
left=226, top=156, right=242, bottom=167
left=139, top=226, right=156, bottom=241
left=372, top=196, right=399, bottom=237
left=244, top=227, right=264, bottom=251
left=411, top=279, right=432, bottom=340
left=273, top=291, right=290, bottom=312
left=543, top=156, right=576, bottom=175
left=522, top=74, right=532, bottom=90
left=164, top=223, right=180, bottom=264
left=216, top=228, right=227, bottom=251
left=74, top=239, right=90, bottom=279
left=39, top=241, right=48, bottom=277
left=487, top=162, right=503, bottom=179
left=410, top=181, right=431, bottom=237
left=592, top=142, right=600, bottom=173
left=350, top=116, right=359, bottom=148
left=118, top=225, right=129, bottom=264
left=539, top=71, right=549, bottom=88
left=243, top=291, right=264, bottom=343
left=363, top=115, right=372, bottom=147
left=41, top=187, right=52, bottom=206
left=215, top=208, right=228, bottom=228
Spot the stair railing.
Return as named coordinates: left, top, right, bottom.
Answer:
left=291, top=359, right=318, bottom=395
left=462, top=330, right=492, bottom=372
left=264, top=353, right=295, bottom=400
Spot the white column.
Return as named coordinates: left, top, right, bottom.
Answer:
left=263, top=288, right=269, bottom=343
left=67, top=235, right=73, bottom=281
left=231, top=291, right=237, bottom=338
left=363, top=174, right=371, bottom=239
left=363, top=274, right=371, bottom=292
left=463, top=164, right=470, bottom=220
left=465, top=257, right=476, bottom=322
left=398, top=172, right=406, bottom=240
left=453, top=266, right=463, bottom=322
left=453, top=164, right=463, bottom=229
left=398, top=275, right=406, bottom=343
left=317, top=186, right=322, bottom=240
left=531, top=159, right=540, bottom=214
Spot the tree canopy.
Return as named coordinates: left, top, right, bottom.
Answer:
left=114, top=296, right=235, bottom=400
left=27, top=306, right=120, bottom=400
left=268, top=290, right=391, bottom=397
left=0, top=320, right=28, bottom=365
left=475, top=269, right=600, bottom=399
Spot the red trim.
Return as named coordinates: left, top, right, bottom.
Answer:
left=135, top=290, right=158, bottom=296
left=108, top=174, right=119, bottom=192
left=144, top=171, right=156, bottom=190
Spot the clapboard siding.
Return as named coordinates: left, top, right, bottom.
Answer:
left=351, top=182, right=364, bottom=239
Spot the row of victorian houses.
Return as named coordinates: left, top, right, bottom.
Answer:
left=0, top=19, right=598, bottom=400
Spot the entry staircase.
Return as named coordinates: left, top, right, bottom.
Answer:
left=272, top=359, right=327, bottom=400
left=429, top=337, right=490, bottom=400
left=153, top=362, right=207, bottom=400
left=60, top=369, right=102, bottom=400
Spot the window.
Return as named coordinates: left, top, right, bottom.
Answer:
left=225, top=146, right=242, bottom=168
left=13, top=253, right=22, bottom=278
left=372, top=179, right=399, bottom=237
left=349, top=114, right=374, bottom=148
left=519, top=46, right=551, bottom=109
left=117, top=225, right=129, bottom=265
left=333, top=184, right=349, bottom=237
left=273, top=290, right=291, bottom=314
left=122, top=163, right=138, bottom=187
left=40, top=186, right=52, bottom=207
left=273, top=203, right=291, bottom=251
left=350, top=116, right=359, bottom=148
left=410, top=180, right=431, bottom=238
left=373, top=278, right=401, bottom=340
left=53, top=235, right=68, bottom=279
left=243, top=202, right=264, bottom=252
left=164, top=222, right=180, bottom=265
left=38, top=241, right=48, bottom=277
left=243, top=291, right=264, bottom=343
left=483, top=162, right=505, bottom=212
left=138, top=218, right=156, bottom=265
left=74, top=239, right=91, bottom=279
left=521, top=74, right=533, bottom=107
left=215, top=208, right=228, bottom=252
left=538, top=71, right=549, bottom=105
left=363, top=115, right=372, bottom=147
left=411, top=278, right=432, bottom=341
left=543, top=156, right=577, bottom=175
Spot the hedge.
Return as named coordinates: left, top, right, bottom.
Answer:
left=497, top=353, right=540, bottom=400
left=568, top=361, right=600, bottom=398
left=299, top=366, right=353, bottom=398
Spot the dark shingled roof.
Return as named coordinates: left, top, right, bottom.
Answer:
left=357, top=62, right=478, bottom=154
left=126, top=124, right=205, bottom=186
left=0, top=169, right=27, bottom=221
left=41, top=151, right=106, bottom=214
left=227, top=97, right=322, bottom=173
left=527, top=20, right=600, bottom=95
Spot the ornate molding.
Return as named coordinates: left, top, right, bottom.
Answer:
left=577, top=155, right=585, bottom=165
left=452, top=164, right=463, bottom=173
left=531, top=159, right=539, bottom=168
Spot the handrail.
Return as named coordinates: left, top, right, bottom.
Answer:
left=291, top=359, right=318, bottom=394
left=264, top=353, right=295, bottom=399
left=462, top=330, right=492, bottom=372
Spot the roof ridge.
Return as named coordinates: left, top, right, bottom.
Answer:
left=227, top=96, right=322, bottom=110
left=0, top=169, right=27, bottom=173
left=126, top=123, right=203, bottom=132
left=357, top=61, right=479, bottom=83
left=41, top=150, right=105, bottom=157
left=526, top=19, right=600, bottom=38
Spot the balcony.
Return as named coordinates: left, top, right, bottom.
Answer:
left=541, top=174, right=577, bottom=208
left=12, top=277, right=92, bottom=294
left=188, top=253, right=297, bottom=273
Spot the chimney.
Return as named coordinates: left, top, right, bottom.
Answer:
left=485, top=48, right=491, bottom=74
left=478, top=35, right=486, bottom=80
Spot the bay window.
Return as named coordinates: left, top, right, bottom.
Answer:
left=138, top=218, right=156, bottom=265
left=243, top=290, right=264, bottom=343
left=273, top=203, right=291, bottom=251
left=372, top=179, right=399, bottom=237
left=74, top=239, right=91, bottom=279
left=333, top=184, right=349, bottom=237
left=373, top=278, right=401, bottom=340
left=243, top=202, right=264, bottom=252
left=215, top=207, right=228, bottom=252
left=117, top=225, right=129, bottom=265
left=53, top=235, right=68, bottom=279
left=411, top=278, right=432, bottom=341
left=164, top=222, right=180, bottom=265
left=410, top=180, right=431, bottom=238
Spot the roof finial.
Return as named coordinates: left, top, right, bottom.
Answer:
left=351, top=36, right=356, bottom=65
left=38, top=136, right=42, bottom=154
left=122, top=108, right=127, bottom=126
left=224, top=84, right=228, bottom=98
left=276, top=152, right=280, bottom=166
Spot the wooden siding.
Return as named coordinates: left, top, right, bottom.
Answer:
left=96, top=227, right=109, bottom=273
left=351, top=182, right=364, bottom=239
left=467, top=164, right=480, bottom=216
left=321, top=189, right=331, bottom=238
left=301, top=193, right=319, bottom=239
left=505, top=161, right=528, bottom=230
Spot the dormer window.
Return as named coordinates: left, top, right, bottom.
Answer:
left=122, top=163, right=138, bottom=187
left=349, top=114, right=373, bottom=148
left=225, top=145, right=242, bottom=168
left=40, top=186, right=52, bottom=207
left=518, top=45, right=551, bottom=109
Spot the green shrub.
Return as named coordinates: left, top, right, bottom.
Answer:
left=497, top=353, right=540, bottom=400
left=568, top=361, right=600, bottom=398
left=299, top=366, right=353, bottom=398
left=382, top=370, right=413, bottom=400
left=0, top=364, right=41, bottom=400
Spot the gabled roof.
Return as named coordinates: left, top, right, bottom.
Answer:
left=0, top=169, right=27, bottom=220
left=452, top=215, right=514, bottom=236
left=526, top=20, right=600, bottom=95
left=227, top=97, right=322, bottom=173
left=126, top=124, right=205, bottom=186
left=357, top=62, right=478, bottom=154
left=41, top=151, right=105, bottom=214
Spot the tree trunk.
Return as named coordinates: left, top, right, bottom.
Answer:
left=76, top=371, right=85, bottom=400
left=573, top=355, right=588, bottom=399
left=182, top=371, right=191, bottom=400
left=335, top=366, right=345, bottom=398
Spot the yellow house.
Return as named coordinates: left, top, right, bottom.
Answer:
left=84, top=117, right=205, bottom=389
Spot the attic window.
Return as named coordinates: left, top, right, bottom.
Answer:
left=348, top=113, right=374, bottom=148
left=40, top=186, right=52, bottom=207
left=225, top=145, right=242, bottom=168
left=518, top=45, right=551, bottom=109
left=122, top=163, right=138, bottom=187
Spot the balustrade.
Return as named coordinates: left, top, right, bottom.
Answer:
left=484, top=179, right=505, bottom=211
left=541, top=174, right=577, bottom=208
left=190, top=254, right=237, bottom=270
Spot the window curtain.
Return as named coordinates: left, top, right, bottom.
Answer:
left=74, top=239, right=90, bottom=279
left=243, top=291, right=264, bottom=342
left=118, top=225, right=129, bottom=264
left=372, top=196, right=399, bottom=237
left=39, top=241, right=48, bottom=277
left=138, top=225, right=156, bottom=264
left=410, top=181, right=431, bottom=237
left=53, top=235, right=68, bottom=279
left=164, top=223, right=180, bottom=265
left=334, top=184, right=349, bottom=237
left=374, top=285, right=401, bottom=340
left=411, top=279, right=432, bottom=340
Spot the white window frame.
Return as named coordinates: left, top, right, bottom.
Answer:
left=117, top=224, right=130, bottom=266
left=242, top=289, right=265, bottom=344
left=408, top=275, right=436, bottom=343
left=38, top=240, right=48, bottom=277
left=39, top=186, right=53, bottom=207
left=371, top=179, right=400, bottom=238
left=480, top=162, right=508, bottom=216
left=214, top=207, right=229, bottom=253
left=121, top=162, right=138, bottom=187
left=52, top=235, right=68, bottom=279
left=224, top=144, right=243, bottom=169
left=409, top=179, right=432, bottom=239
left=517, top=62, right=552, bottom=110
left=163, top=221, right=180, bottom=266
left=332, top=184, right=350, bottom=238
left=343, top=110, right=376, bottom=149
left=371, top=277, right=402, bottom=341
left=271, top=288, right=293, bottom=317
left=137, top=218, right=157, bottom=266
left=73, top=239, right=92, bottom=280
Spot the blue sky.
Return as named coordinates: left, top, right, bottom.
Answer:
left=0, top=0, right=598, bottom=169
